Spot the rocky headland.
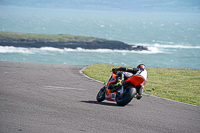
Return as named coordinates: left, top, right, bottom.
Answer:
left=0, top=31, right=148, bottom=51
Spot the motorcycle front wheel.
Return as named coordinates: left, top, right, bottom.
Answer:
left=116, top=86, right=136, bottom=106
left=96, top=87, right=106, bottom=102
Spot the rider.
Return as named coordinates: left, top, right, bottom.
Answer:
left=108, top=64, right=147, bottom=100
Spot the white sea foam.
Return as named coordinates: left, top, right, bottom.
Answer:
left=70, top=47, right=160, bottom=54
left=64, top=47, right=166, bottom=54
left=0, top=46, right=157, bottom=54
left=0, top=46, right=64, bottom=54
left=134, top=43, right=200, bottom=49
left=40, top=47, right=64, bottom=52
left=0, top=43, right=199, bottom=54
left=0, top=46, right=34, bottom=54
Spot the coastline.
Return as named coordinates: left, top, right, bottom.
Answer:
left=0, top=31, right=148, bottom=51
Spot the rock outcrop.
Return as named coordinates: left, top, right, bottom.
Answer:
left=0, top=36, right=148, bottom=51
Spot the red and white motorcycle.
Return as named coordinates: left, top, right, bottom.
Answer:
left=96, top=70, right=147, bottom=106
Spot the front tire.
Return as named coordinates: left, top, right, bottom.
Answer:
left=96, top=87, right=106, bottom=102
left=116, top=86, right=136, bottom=106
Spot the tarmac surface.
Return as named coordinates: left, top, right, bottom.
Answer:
left=0, top=61, right=199, bottom=133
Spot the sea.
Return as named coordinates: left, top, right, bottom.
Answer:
left=0, top=6, right=200, bottom=69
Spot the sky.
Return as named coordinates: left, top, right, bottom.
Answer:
left=0, top=0, right=200, bottom=13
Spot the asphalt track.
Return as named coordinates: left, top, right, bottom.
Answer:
left=0, top=61, right=199, bottom=133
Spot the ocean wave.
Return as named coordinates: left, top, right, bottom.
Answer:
left=134, top=43, right=200, bottom=49
left=0, top=46, right=65, bottom=54
left=64, top=47, right=164, bottom=54
left=0, top=46, right=165, bottom=54
left=1, top=43, right=198, bottom=55
left=0, top=46, right=35, bottom=54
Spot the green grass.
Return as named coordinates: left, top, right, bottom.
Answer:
left=83, top=64, right=200, bottom=106
left=0, top=31, right=79, bottom=41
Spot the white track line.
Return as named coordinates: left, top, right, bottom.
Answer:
left=79, top=66, right=104, bottom=84
left=79, top=66, right=199, bottom=107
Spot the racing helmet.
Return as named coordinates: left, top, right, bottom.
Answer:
left=137, top=64, right=146, bottom=71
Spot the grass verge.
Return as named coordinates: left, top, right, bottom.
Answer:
left=0, top=31, right=78, bottom=41
left=83, top=64, right=200, bottom=106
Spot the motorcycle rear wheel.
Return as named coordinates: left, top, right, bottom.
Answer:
left=96, top=87, right=106, bottom=102
left=116, top=86, right=136, bottom=106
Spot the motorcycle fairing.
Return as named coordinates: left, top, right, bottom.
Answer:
left=105, top=89, right=117, bottom=101
left=125, top=75, right=145, bottom=86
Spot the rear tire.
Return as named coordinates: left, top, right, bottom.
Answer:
left=96, top=87, right=106, bottom=102
left=116, top=86, right=136, bottom=106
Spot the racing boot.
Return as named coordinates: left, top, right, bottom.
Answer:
left=135, top=86, right=143, bottom=100
left=135, top=93, right=142, bottom=100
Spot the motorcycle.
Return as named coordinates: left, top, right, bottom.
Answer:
left=96, top=71, right=146, bottom=106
